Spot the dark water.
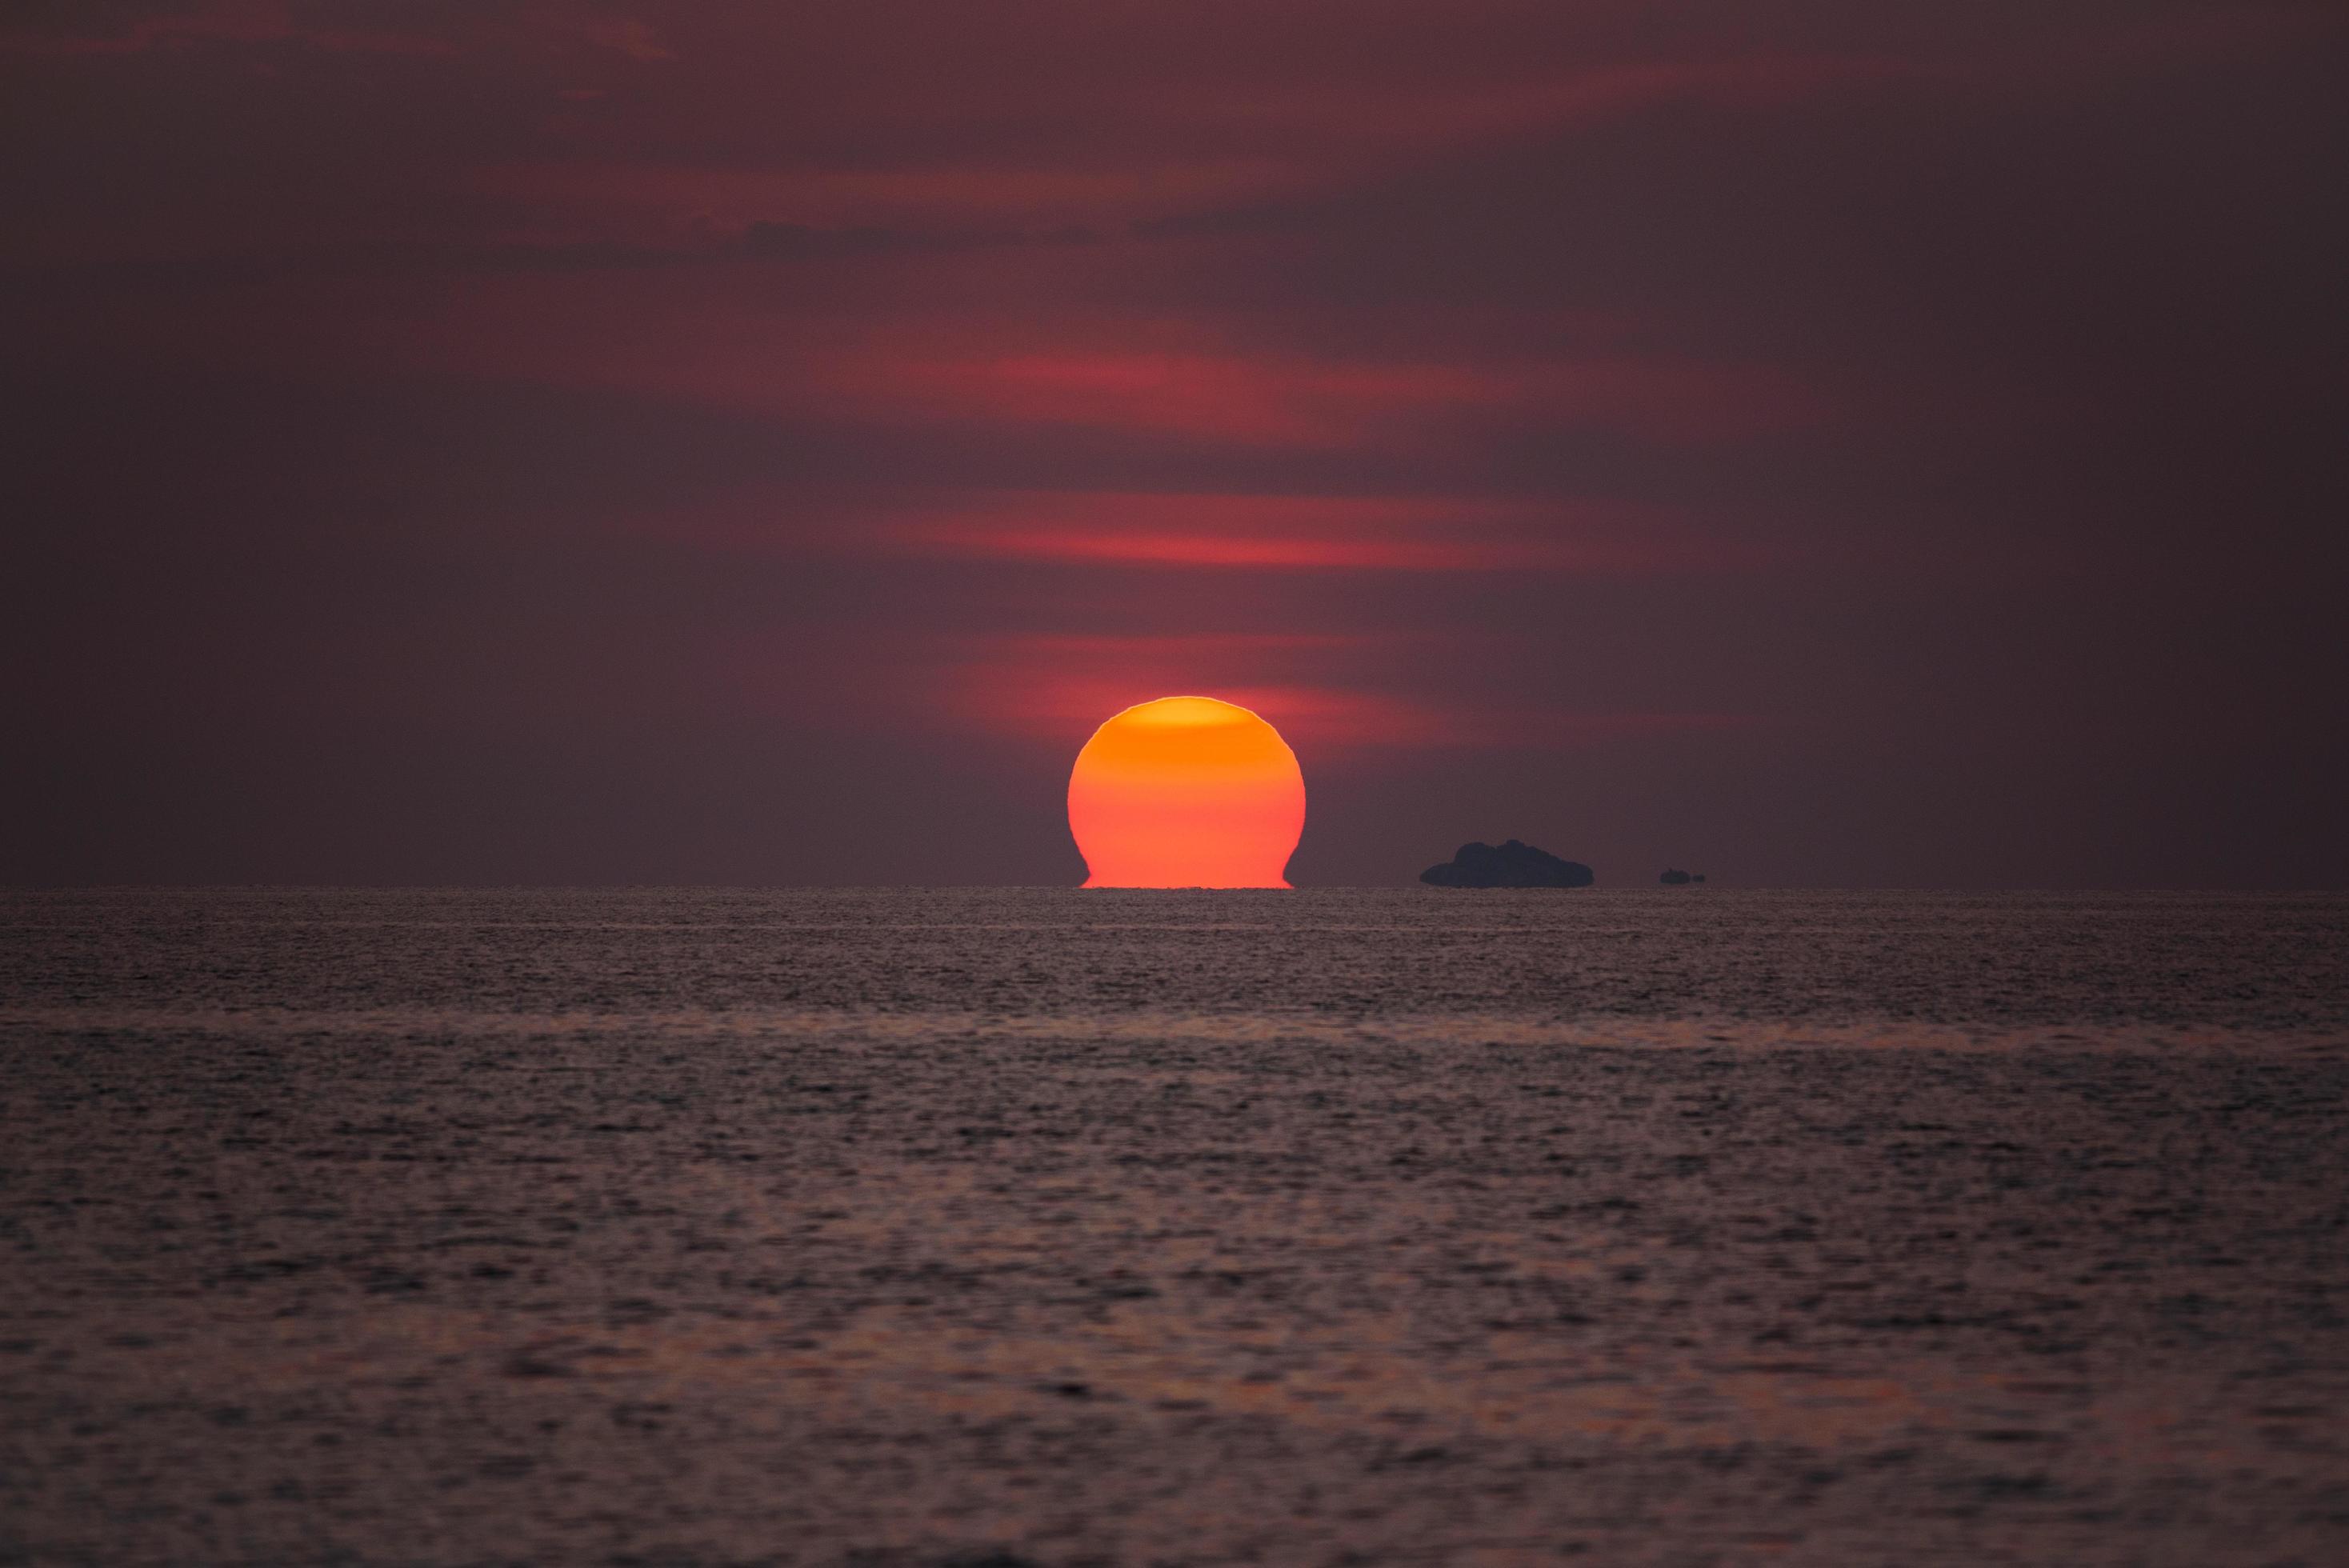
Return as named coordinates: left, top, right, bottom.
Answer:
left=4, top=890, right=2346, bottom=1565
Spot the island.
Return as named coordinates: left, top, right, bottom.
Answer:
left=1659, top=869, right=1708, bottom=885
left=1420, top=840, right=1595, bottom=888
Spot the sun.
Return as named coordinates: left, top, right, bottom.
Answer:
left=1067, top=696, right=1307, bottom=887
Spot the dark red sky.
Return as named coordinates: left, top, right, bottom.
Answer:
left=6, top=1, right=2345, bottom=886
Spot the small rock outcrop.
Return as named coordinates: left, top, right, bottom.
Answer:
left=1420, top=840, right=1595, bottom=888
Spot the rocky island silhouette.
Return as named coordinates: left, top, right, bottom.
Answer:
left=1419, top=839, right=1595, bottom=888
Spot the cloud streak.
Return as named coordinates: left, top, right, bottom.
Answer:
left=867, top=491, right=1756, bottom=574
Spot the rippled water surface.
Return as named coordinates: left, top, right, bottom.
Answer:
left=4, top=890, right=2346, bottom=1565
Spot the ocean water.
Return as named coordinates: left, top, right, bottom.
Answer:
left=3, top=889, right=2345, bottom=1565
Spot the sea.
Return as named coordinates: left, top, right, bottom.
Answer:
left=3, top=888, right=2346, bottom=1566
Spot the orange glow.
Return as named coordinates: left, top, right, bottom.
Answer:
left=1067, top=696, right=1306, bottom=887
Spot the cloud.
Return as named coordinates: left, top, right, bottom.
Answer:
left=734, top=219, right=1098, bottom=263
left=580, top=16, right=671, bottom=62
left=795, top=346, right=1821, bottom=450
left=902, top=632, right=1761, bottom=753
left=739, top=221, right=913, bottom=261
left=864, top=490, right=1753, bottom=574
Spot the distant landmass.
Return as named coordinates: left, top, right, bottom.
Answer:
left=1420, top=840, right=1595, bottom=888
left=1659, top=869, right=1708, bottom=886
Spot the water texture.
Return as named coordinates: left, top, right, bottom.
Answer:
left=3, top=890, right=2345, bottom=1565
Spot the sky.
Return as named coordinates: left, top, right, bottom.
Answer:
left=5, top=0, right=2345, bottom=887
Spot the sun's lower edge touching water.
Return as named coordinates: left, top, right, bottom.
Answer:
left=1066, top=696, right=1307, bottom=888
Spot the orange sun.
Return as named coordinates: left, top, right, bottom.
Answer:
left=1067, top=696, right=1307, bottom=887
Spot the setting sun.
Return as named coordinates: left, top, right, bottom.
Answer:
left=1067, top=697, right=1306, bottom=887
